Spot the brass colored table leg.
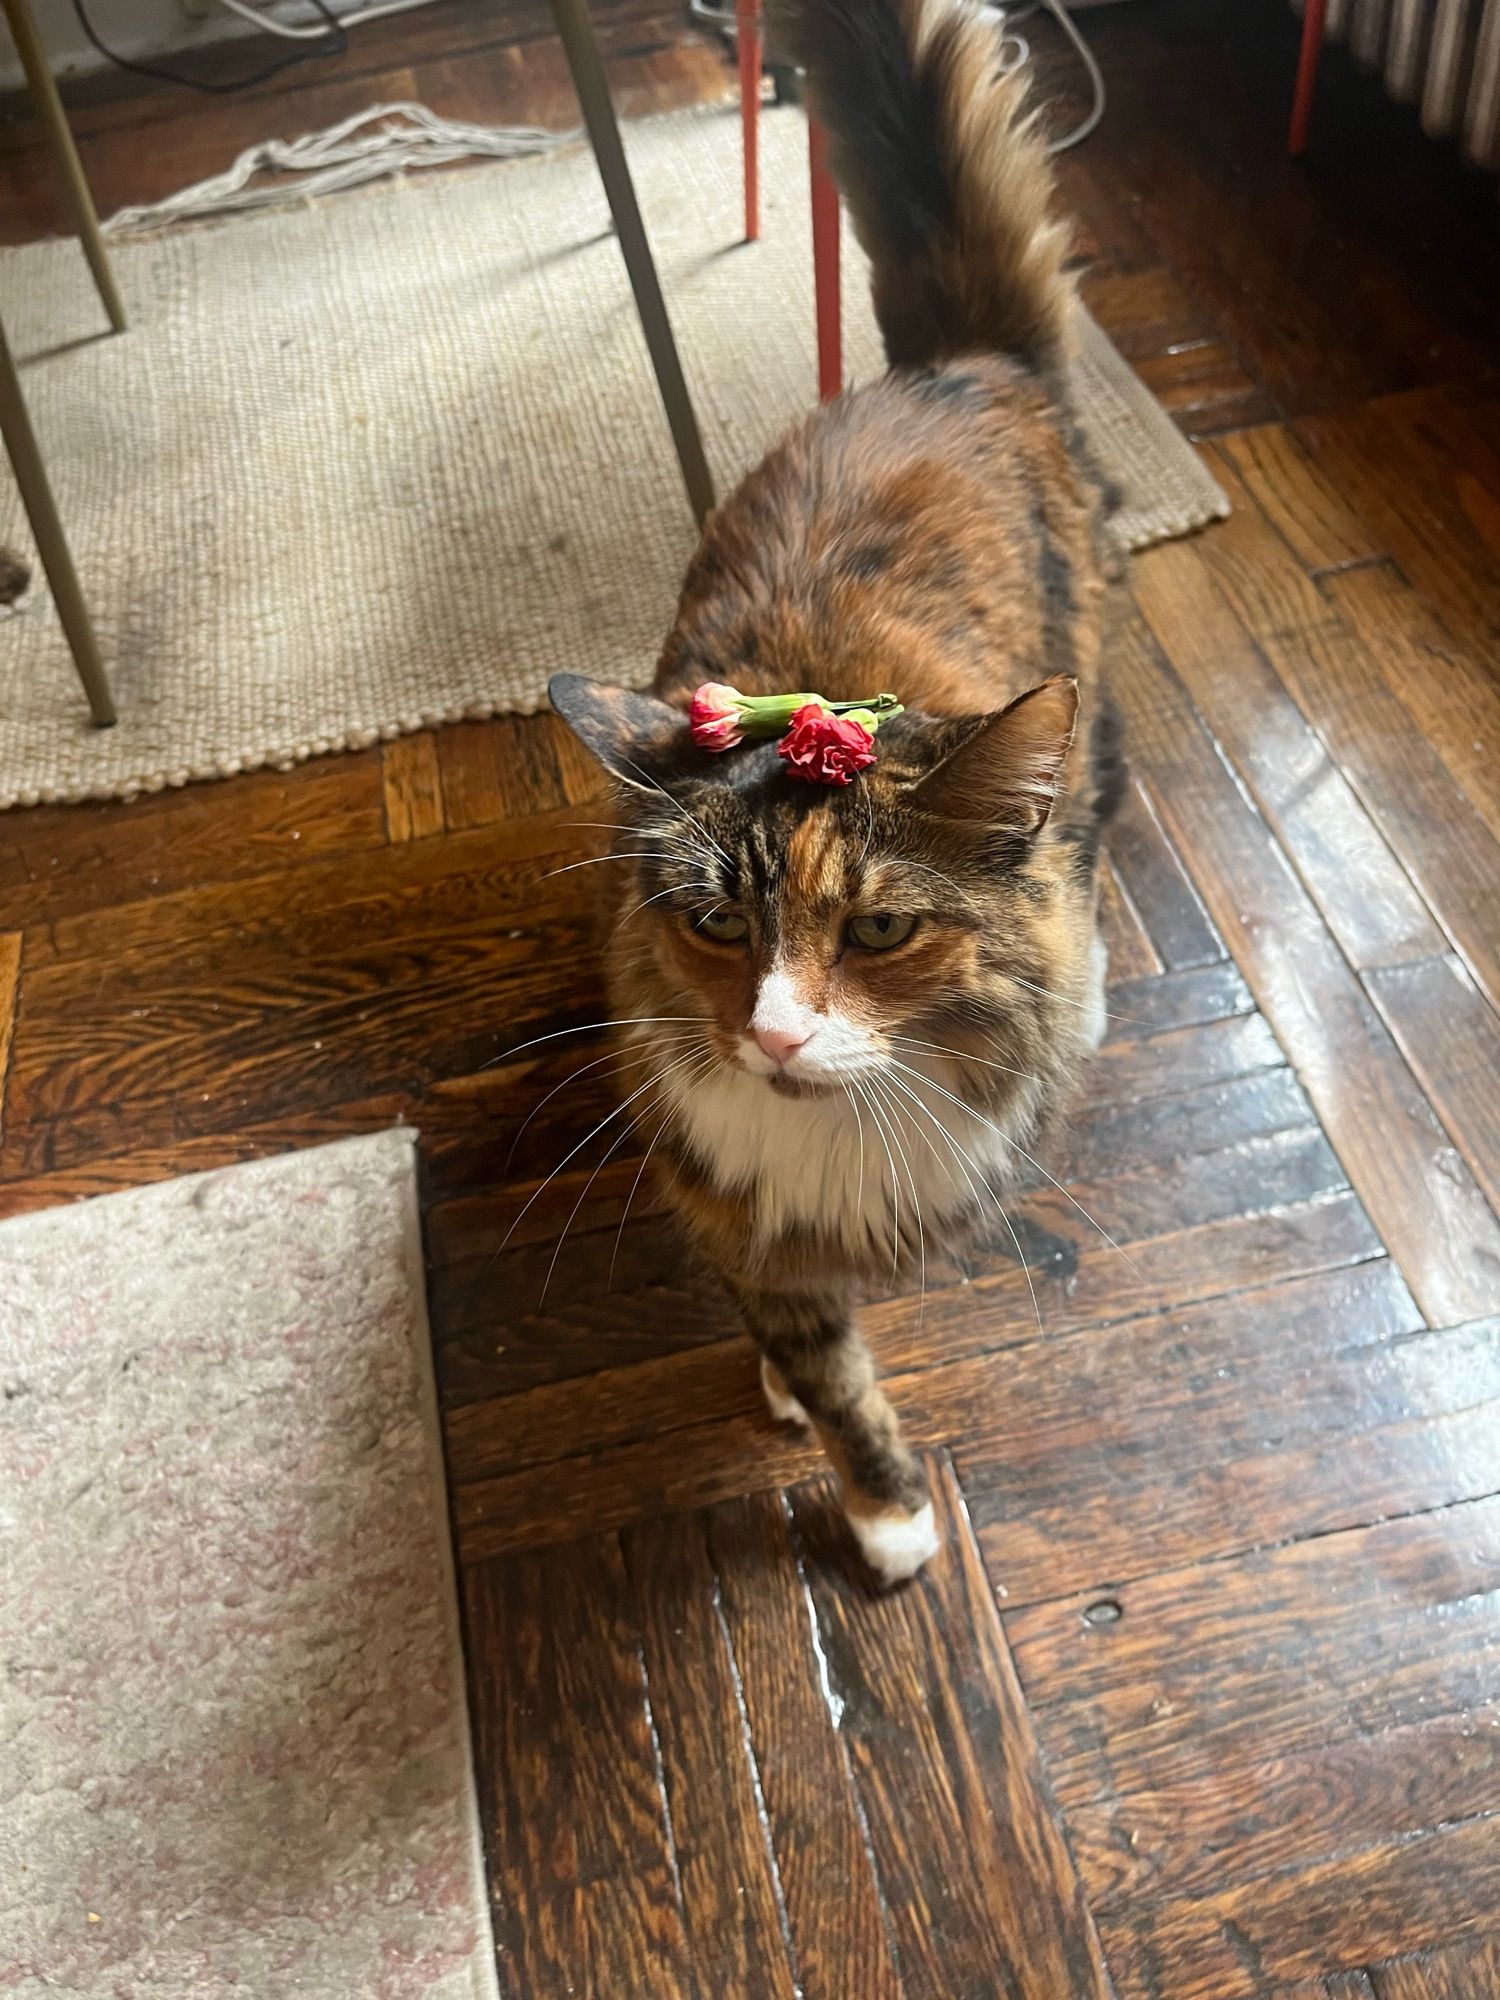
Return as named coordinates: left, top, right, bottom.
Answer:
left=0, top=316, right=116, bottom=727
left=548, top=0, right=715, bottom=530
left=1, top=0, right=126, bottom=334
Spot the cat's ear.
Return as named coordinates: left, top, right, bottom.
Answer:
left=909, top=675, right=1079, bottom=834
left=549, top=674, right=689, bottom=788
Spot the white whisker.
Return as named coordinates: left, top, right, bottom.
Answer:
left=538, top=1047, right=715, bottom=1307
left=900, top=858, right=972, bottom=903
left=839, top=1080, right=867, bottom=1225
left=884, top=1070, right=1043, bottom=1337
left=503, top=1032, right=702, bottom=1175
left=608, top=1058, right=715, bottom=1288
left=501, top=1043, right=711, bottom=1256
left=855, top=1076, right=906, bottom=1286
left=618, top=757, right=733, bottom=867
left=889, top=1034, right=1044, bottom=1086
left=483, top=1016, right=713, bottom=1070
left=889, top=1059, right=1142, bottom=1276
left=539, top=851, right=667, bottom=882
left=1009, top=973, right=1141, bottom=1027
left=614, top=880, right=714, bottom=930
left=869, top=1074, right=926, bottom=1328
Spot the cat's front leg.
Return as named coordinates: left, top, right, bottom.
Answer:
left=736, top=1283, right=940, bottom=1586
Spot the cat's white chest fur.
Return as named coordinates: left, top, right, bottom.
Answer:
left=664, top=1060, right=1026, bottom=1253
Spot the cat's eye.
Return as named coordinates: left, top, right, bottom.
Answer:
left=847, top=913, right=918, bottom=952
left=694, top=908, right=750, bottom=944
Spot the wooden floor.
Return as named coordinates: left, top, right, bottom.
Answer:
left=4, top=1, right=1500, bottom=1994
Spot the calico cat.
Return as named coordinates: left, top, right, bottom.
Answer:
left=549, top=0, right=1123, bottom=1583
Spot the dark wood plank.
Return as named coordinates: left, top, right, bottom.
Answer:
left=1054, top=3, right=1499, bottom=419
left=1130, top=534, right=1443, bottom=973
left=1105, top=778, right=1224, bottom=973
left=1084, top=1012, right=1284, bottom=1106
left=622, top=1513, right=799, bottom=2000
left=1365, top=956, right=1500, bottom=1221
left=1, top=877, right=604, bottom=1162
left=964, top=1266, right=1500, bottom=1607
left=439, top=716, right=577, bottom=827
left=1111, top=601, right=1500, bottom=1328
left=1068, top=1699, right=1500, bottom=1914
left=1294, top=393, right=1500, bottom=668
left=382, top=731, right=446, bottom=841
left=1058, top=1065, right=1311, bottom=1184
left=451, top=1194, right=1382, bottom=1554
left=1323, top=560, right=1500, bottom=851
left=1097, top=1816, right=1500, bottom=2000
left=0, top=1097, right=417, bottom=1219
left=1009, top=1498, right=1500, bottom=1995
left=1211, top=425, right=1382, bottom=575
left=1373, top=1937, right=1500, bottom=2000
left=1096, top=856, right=1162, bottom=985
left=20, top=799, right=590, bottom=969
left=1103, top=960, right=1255, bottom=1037
left=432, top=1114, right=1354, bottom=1413
left=1196, top=448, right=1500, bottom=1008
left=1130, top=338, right=1278, bottom=439
left=1007, top=1493, right=1500, bottom=1801
left=1077, top=266, right=1215, bottom=365
left=0, top=756, right=388, bottom=934
left=788, top=1461, right=1112, bottom=2000
left=709, top=1490, right=904, bottom=2000
left=463, top=1534, right=698, bottom=2000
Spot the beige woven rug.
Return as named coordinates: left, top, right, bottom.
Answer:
left=0, top=104, right=1226, bottom=809
left=0, top=1130, right=499, bottom=2000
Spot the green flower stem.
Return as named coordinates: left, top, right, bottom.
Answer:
left=734, top=691, right=904, bottom=736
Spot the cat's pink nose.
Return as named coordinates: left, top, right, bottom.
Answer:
left=753, top=1027, right=812, bottom=1066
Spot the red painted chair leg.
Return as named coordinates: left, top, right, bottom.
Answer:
left=809, top=119, right=842, bottom=401
left=737, top=0, right=761, bottom=242
left=1289, top=0, right=1328, bottom=156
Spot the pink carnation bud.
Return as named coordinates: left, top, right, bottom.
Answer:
left=777, top=703, right=879, bottom=785
left=689, top=682, right=746, bottom=751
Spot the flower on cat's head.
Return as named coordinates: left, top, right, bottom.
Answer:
left=689, top=683, right=747, bottom=751
left=778, top=704, right=879, bottom=785
left=687, top=682, right=903, bottom=780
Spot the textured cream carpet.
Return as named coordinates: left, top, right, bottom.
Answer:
left=0, top=1131, right=499, bottom=2000
left=0, top=104, right=1226, bottom=809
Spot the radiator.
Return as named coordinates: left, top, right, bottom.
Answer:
left=1295, top=0, right=1500, bottom=165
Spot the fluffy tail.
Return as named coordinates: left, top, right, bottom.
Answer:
left=777, top=0, right=1073, bottom=367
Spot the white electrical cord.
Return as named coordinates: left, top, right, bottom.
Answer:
left=1036, top=0, right=1108, bottom=150
left=211, top=0, right=458, bottom=42
left=103, top=101, right=576, bottom=234
left=684, top=0, right=1105, bottom=153
left=974, top=2, right=1106, bottom=149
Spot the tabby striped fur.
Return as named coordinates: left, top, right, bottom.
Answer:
left=549, top=0, right=1122, bottom=1584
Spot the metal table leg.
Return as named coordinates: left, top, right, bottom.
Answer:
left=547, top=0, right=715, bottom=529
left=1, top=0, right=126, bottom=333
left=0, top=315, right=116, bottom=727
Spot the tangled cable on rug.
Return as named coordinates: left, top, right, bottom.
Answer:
left=103, top=102, right=579, bottom=234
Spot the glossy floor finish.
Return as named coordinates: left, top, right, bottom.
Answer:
left=3, top=2, right=1500, bottom=1995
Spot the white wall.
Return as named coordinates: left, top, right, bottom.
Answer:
left=2, top=0, right=311, bottom=91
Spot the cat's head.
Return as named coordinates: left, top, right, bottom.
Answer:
left=550, top=672, right=1100, bottom=1097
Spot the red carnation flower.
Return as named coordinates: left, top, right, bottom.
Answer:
left=688, top=682, right=746, bottom=751
left=777, top=703, right=878, bottom=785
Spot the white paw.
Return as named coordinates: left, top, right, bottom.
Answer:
left=850, top=1501, right=941, bottom=1586
left=760, top=1356, right=811, bottom=1429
